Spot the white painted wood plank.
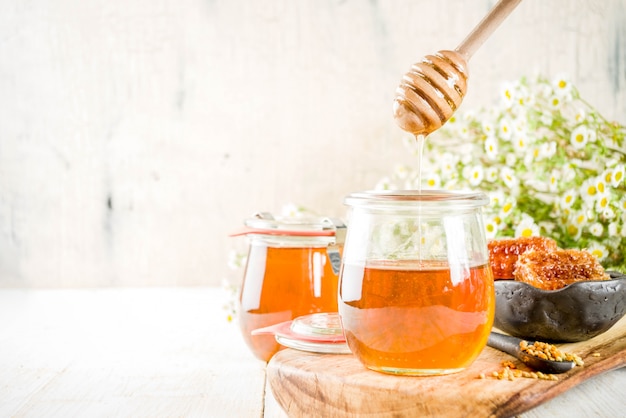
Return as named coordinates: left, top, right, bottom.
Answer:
left=0, top=288, right=267, bottom=417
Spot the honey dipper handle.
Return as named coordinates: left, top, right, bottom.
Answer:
left=455, top=0, right=522, bottom=60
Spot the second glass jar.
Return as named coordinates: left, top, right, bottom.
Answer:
left=238, top=213, right=345, bottom=362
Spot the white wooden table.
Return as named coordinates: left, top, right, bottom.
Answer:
left=1, top=288, right=624, bottom=417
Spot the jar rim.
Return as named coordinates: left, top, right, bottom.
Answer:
left=344, top=189, right=489, bottom=207
left=229, top=212, right=346, bottom=240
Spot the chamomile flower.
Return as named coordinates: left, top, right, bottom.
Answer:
left=587, top=242, right=608, bottom=261
left=539, top=141, right=557, bottom=159
left=527, top=146, right=541, bottom=164
left=482, top=121, right=495, bottom=137
left=566, top=222, right=582, bottom=240
left=501, top=166, right=519, bottom=189
left=549, top=95, right=562, bottom=109
left=485, top=219, right=498, bottom=239
left=484, top=136, right=499, bottom=159
left=573, top=107, right=586, bottom=123
left=439, top=152, right=458, bottom=178
left=571, top=211, right=588, bottom=229
left=514, top=85, right=533, bottom=109
left=612, top=164, right=625, bottom=187
left=580, top=178, right=599, bottom=204
left=281, top=203, right=307, bottom=218
left=488, top=190, right=506, bottom=207
left=467, top=165, right=484, bottom=186
left=601, top=168, right=614, bottom=185
left=515, top=215, right=539, bottom=238
left=512, top=117, right=529, bottom=137
left=457, top=124, right=470, bottom=140
left=602, top=207, right=616, bottom=220
left=500, top=200, right=516, bottom=218
left=559, top=190, right=578, bottom=214
left=570, top=125, right=597, bottom=149
left=423, top=173, right=441, bottom=189
left=485, top=167, right=499, bottom=183
left=589, top=222, right=604, bottom=237
left=500, top=81, right=516, bottom=108
left=552, top=73, right=573, bottom=97
left=548, top=169, right=560, bottom=192
left=498, top=118, right=513, bottom=140
left=512, top=134, right=529, bottom=153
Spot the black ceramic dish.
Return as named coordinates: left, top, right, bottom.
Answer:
left=494, top=271, right=626, bottom=342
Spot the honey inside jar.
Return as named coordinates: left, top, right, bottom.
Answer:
left=339, top=259, right=494, bottom=375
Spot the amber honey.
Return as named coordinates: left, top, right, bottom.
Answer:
left=239, top=243, right=340, bottom=362
left=339, top=259, right=494, bottom=375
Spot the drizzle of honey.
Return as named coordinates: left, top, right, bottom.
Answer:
left=415, top=134, right=426, bottom=192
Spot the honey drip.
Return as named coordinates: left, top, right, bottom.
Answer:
left=414, top=134, right=426, bottom=263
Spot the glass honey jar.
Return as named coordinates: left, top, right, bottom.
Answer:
left=233, top=213, right=345, bottom=362
left=338, top=190, right=495, bottom=375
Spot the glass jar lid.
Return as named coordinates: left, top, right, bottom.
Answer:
left=230, top=212, right=346, bottom=242
left=344, top=189, right=489, bottom=210
left=251, top=313, right=351, bottom=355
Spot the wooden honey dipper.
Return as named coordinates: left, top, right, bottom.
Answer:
left=393, top=0, right=523, bottom=136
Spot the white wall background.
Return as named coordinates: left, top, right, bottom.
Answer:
left=1, top=0, right=625, bottom=288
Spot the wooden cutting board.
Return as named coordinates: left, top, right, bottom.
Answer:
left=267, top=316, right=626, bottom=417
